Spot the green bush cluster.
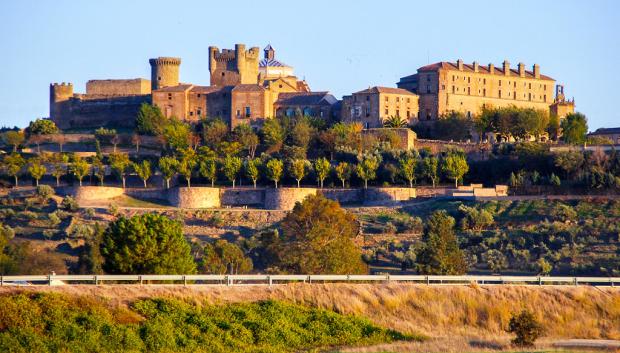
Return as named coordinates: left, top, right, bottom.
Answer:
left=0, top=293, right=412, bottom=353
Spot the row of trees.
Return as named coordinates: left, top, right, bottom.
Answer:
left=1, top=148, right=471, bottom=189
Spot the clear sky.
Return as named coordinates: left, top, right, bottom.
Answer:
left=1, top=0, right=618, bottom=130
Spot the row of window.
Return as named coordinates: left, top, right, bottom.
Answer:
left=450, top=75, right=547, bottom=90
left=450, top=85, right=547, bottom=102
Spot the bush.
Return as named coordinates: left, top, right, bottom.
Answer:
left=507, top=309, right=543, bottom=347
left=60, top=196, right=79, bottom=212
left=47, top=213, right=61, bottom=227
left=35, top=185, right=55, bottom=201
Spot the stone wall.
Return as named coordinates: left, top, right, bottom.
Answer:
left=221, top=188, right=264, bottom=206
left=60, top=186, right=125, bottom=203
left=264, top=188, right=318, bottom=210
left=167, top=187, right=220, bottom=208
left=364, top=187, right=416, bottom=203
left=86, top=79, right=151, bottom=95
left=363, top=128, right=416, bottom=150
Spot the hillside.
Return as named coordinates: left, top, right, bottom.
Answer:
left=1, top=283, right=618, bottom=352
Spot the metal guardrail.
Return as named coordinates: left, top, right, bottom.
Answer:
left=0, top=274, right=618, bottom=287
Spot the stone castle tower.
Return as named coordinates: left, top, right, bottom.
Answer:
left=208, top=44, right=260, bottom=86
left=49, top=82, right=73, bottom=122
left=149, top=57, right=181, bottom=90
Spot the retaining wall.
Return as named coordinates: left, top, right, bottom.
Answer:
left=264, top=188, right=318, bottom=210
left=221, top=188, right=264, bottom=206
left=167, top=187, right=220, bottom=208
left=59, top=186, right=124, bottom=203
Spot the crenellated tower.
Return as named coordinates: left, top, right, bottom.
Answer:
left=149, top=57, right=181, bottom=90
left=208, top=44, right=260, bottom=86
left=49, top=82, right=74, bottom=126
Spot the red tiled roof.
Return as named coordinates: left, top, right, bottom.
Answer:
left=354, top=86, right=416, bottom=95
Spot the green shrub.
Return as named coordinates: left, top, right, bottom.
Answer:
left=61, top=196, right=79, bottom=212
left=35, top=185, right=55, bottom=202
left=507, top=309, right=543, bottom=347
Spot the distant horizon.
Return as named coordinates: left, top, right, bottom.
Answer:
left=1, top=0, right=618, bottom=130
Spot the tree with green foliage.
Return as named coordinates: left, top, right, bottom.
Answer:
left=71, top=156, right=90, bottom=186
left=484, top=249, right=508, bottom=274
left=278, top=194, right=366, bottom=274
left=314, top=157, right=331, bottom=188
left=233, top=123, right=259, bottom=158
left=266, top=158, right=284, bottom=188
left=289, top=159, right=309, bottom=188
left=27, top=158, right=46, bottom=186
left=262, top=118, right=285, bottom=152
left=135, top=103, right=166, bottom=135
left=560, top=112, right=588, bottom=145
left=91, top=156, right=106, bottom=186
left=223, top=155, right=242, bottom=188
left=507, top=309, right=543, bottom=347
left=158, top=156, right=178, bottom=189
left=245, top=158, right=261, bottom=188
left=201, top=239, right=253, bottom=274
left=335, top=162, right=352, bottom=188
left=76, top=223, right=105, bottom=274
left=416, top=210, right=467, bottom=275
left=554, top=151, right=584, bottom=180
left=109, top=152, right=130, bottom=188
left=3, top=153, right=25, bottom=186
left=202, top=118, right=229, bottom=150
left=199, top=157, right=217, bottom=187
left=2, top=130, right=25, bottom=152
left=132, top=160, right=152, bottom=188
left=163, top=118, right=191, bottom=151
left=441, top=152, right=469, bottom=188
left=27, top=118, right=58, bottom=135
left=177, top=148, right=197, bottom=188
left=290, top=117, right=314, bottom=152
left=399, top=156, right=417, bottom=188
left=433, top=111, right=473, bottom=141
left=547, top=113, right=561, bottom=141
left=421, top=155, right=439, bottom=187
left=383, top=115, right=408, bottom=128
left=50, top=153, right=68, bottom=187
left=101, top=213, right=196, bottom=274
left=356, top=156, right=379, bottom=189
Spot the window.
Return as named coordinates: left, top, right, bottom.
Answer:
left=499, top=90, right=502, bottom=98
left=513, top=92, right=516, bottom=99
left=365, top=107, right=370, bottom=117
left=189, top=112, right=194, bottom=116
left=303, top=107, right=312, bottom=116
left=396, top=110, right=400, bottom=117
left=468, top=77, right=471, bottom=83
left=467, top=87, right=470, bottom=95
left=384, top=96, right=389, bottom=102
left=158, top=76, right=161, bottom=81
left=197, top=109, right=202, bottom=116
left=483, top=88, right=486, bottom=97
left=499, top=80, right=502, bottom=86
left=354, top=95, right=357, bottom=102
left=236, top=109, right=241, bottom=117
left=528, top=93, right=531, bottom=101
left=406, top=110, right=410, bottom=118
left=426, top=109, right=431, bottom=120
left=396, top=97, right=400, bottom=102
left=366, top=95, right=370, bottom=101
left=514, top=81, right=516, bottom=88
left=426, top=86, right=431, bottom=94
left=245, top=106, right=251, bottom=117
left=452, top=86, right=455, bottom=93
left=426, top=75, right=431, bottom=82
left=168, top=93, right=172, bottom=100
left=384, top=109, right=388, bottom=115
left=197, top=94, right=201, bottom=98
left=544, top=84, right=547, bottom=90
left=442, top=84, right=446, bottom=90
left=483, top=78, right=486, bottom=84
left=221, top=72, right=225, bottom=76
left=407, top=98, right=410, bottom=103
left=544, top=94, right=547, bottom=102
left=529, top=83, right=532, bottom=89
left=452, top=75, right=455, bottom=81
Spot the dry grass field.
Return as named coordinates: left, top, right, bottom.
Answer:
left=2, top=283, right=618, bottom=352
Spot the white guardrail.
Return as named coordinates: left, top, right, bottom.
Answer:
left=0, top=274, right=618, bottom=286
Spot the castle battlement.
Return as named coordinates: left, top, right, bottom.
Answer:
left=51, top=82, right=73, bottom=87
left=148, top=57, right=181, bottom=66
left=208, top=44, right=260, bottom=86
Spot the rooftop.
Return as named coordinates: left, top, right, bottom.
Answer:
left=417, top=61, right=554, bottom=81
left=259, top=58, right=290, bottom=68
left=276, top=92, right=337, bottom=105
left=354, top=86, right=416, bottom=95
left=591, top=127, right=620, bottom=135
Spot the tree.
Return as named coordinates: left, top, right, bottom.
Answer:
left=356, top=156, right=379, bottom=189
left=223, top=155, right=242, bottom=188
left=507, top=309, right=543, bottom=347
left=27, top=158, right=46, bottom=186
left=132, top=160, right=152, bottom=188
left=554, top=151, right=584, bottom=180
left=101, top=213, right=196, bottom=274
left=234, top=124, right=259, bottom=158
left=178, top=148, right=197, bottom=188
left=245, top=158, right=261, bottom=188
left=71, top=156, right=90, bottom=186
left=290, top=117, right=314, bottom=151
left=2, top=130, right=25, bottom=152
left=399, top=156, right=417, bottom=188
left=27, top=118, right=59, bottom=135
left=262, top=118, right=285, bottom=152
left=335, top=162, right=352, bottom=188
left=266, top=159, right=284, bottom=188
left=289, top=159, right=309, bottom=188
left=561, top=112, right=588, bottom=145
left=441, top=152, right=469, bottom=188
left=199, top=158, right=217, bottom=187
left=158, top=156, right=179, bottom=189
left=484, top=249, right=508, bottom=274
left=314, top=157, right=331, bottom=188
left=109, top=152, right=130, bottom=188
left=434, top=111, right=473, bottom=141
left=202, top=118, right=229, bottom=150
left=135, top=103, right=166, bottom=135
left=547, top=113, right=560, bottom=141
left=201, top=240, right=253, bottom=275
left=163, top=118, right=191, bottom=151
left=91, top=156, right=106, bottom=186
left=76, top=223, right=104, bottom=274
left=3, top=153, right=25, bottom=186
left=318, top=129, right=338, bottom=160
left=383, top=115, right=408, bottom=128
left=50, top=153, right=68, bottom=187
left=278, top=194, right=366, bottom=274
left=415, top=210, right=467, bottom=275
left=421, top=156, right=439, bottom=187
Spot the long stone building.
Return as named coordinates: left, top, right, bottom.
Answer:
left=50, top=44, right=338, bottom=130
left=396, top=60, right=574, bottom=121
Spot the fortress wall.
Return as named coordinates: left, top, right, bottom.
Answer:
left=59, top=186, right=125, bottom=203
left=264, top=188, right=318, bottom=210
left=124, top=188, right=170, bottom=202
left=364, top=187, right=416, bottom=203
left=86, top=79, right=151, bottom=95
left=59, top=95, right=151, bottom=129
left=320, top=189, right=364, bottom=204
left=167, top=187, right=220, bottom=208
left=221, top=188, right=265, bottom=206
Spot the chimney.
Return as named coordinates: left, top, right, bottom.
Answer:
left=533, top=64, right=540, bottom=79
left=473, top=61, right=479, bottom=72
left=457, top=59, right=464, bottom=71
left=488, top=63, right=495, bottom=74
left=503, top=60, right=510, bottom=76
left=518, top=62, right=525, bottom=77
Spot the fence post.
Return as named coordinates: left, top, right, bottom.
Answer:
left=574, top=277, right=578, bottom=286
left=426, top=276, right=429, bottom=285
left=139, top=275, right=143, bottom=286
left=268, top=276, right=272, bottom=287
left=226, top=275, right=230, bottom=286
left=0, top=276, right=3, bottom=286
left=183, top=275, right=187, bottom=286
left=94, top=275, right=98, bottom=286
left=48, top=274, right=52, bottom=286
left=538, top=276, right=542, bottom=286
left=386, top=273, right=390, bottom=283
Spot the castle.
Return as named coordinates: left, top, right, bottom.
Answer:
left=50, top=45, right=574, bottom=131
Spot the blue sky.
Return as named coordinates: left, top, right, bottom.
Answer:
left=1, top=0, right=618, bottom=130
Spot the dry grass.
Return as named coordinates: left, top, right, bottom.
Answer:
left=1, top=283, right=618, bottom=344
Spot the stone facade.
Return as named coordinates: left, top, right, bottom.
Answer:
left=341, top=87, right=419, bottom=128
left=86, top=79, right=151, bottom=95
left=168, top=187, right=221, bottom=208
left=397, top=60, right=566, bottom=121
